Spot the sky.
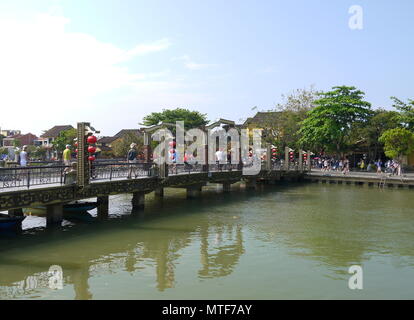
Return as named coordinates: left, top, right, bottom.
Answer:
left=0, top=0, right=413, bottom=136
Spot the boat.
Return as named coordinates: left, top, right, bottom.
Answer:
left=23, top=202, right=98, bottom=216
left=0, top=214, right=26, bottom=230
left=63, top=211, right=96, bottom=223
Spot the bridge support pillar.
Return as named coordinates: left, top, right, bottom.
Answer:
left=245, top=179, right=257, bottom=190
left=155, top=187, right=164, bottom=197
left=46, top=204, right=63, bottom=227
left=222, top=183, right=231, bottom=193
left=132, top=192, right=145, bottom=210
left=8, top=208, right=23, bottom=217
left=187, top=186, right=202, bottom=199
left=97, top=196, right=109, bottom=220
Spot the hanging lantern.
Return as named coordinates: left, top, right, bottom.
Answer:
left=74, top=142, right=78, bottom=147
left=169, top=148, right=175, bottom=154
left=169, top=141, right=176, bottom=147
left=87, top=135, right=97, bottom=144
left=88, top=146, right=96, bottom=154
left=75, top=149, right=78, bottom=153
left=88, top=155, right=96, bottom=161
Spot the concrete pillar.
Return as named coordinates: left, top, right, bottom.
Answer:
left=46, top=204, right=63, bottom=227
left=245, top=179, right=257, bottom=190
left=8, top=208, right=23, bottom=217
left=222, top=183, right=231, bottom=192
left=132, top=192, right=145, bottom=209
left=155, top=187, right=164, bottom=197
left=299, top=149, right=303, bottom=172
left=97, top=196, right=109, bottom=220
left=187, top=186, right=202, bottom=199
left=266, top=145, right=272, bottom=171
left=284, top=147, right=290, bottom=171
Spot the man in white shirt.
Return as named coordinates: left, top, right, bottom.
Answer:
left=20, top=145, right=28, bottom=167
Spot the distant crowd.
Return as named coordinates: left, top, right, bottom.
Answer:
left=315, top=158, right=403, bottom=176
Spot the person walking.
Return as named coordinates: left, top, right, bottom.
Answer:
left=127, top=143, right=138, bottom=179
left=63, top=144, right=72, bottom=167
left=19, top=146, right=28, bottom=167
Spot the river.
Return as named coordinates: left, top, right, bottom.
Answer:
left=0, top=182, right=413, bottom=299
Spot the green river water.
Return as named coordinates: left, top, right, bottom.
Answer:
left=0, top=182, right=413, bottom=299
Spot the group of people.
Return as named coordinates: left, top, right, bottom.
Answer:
left=315, top=157, right=403, bottom=176
left=317, top=158, right=350, bottom=174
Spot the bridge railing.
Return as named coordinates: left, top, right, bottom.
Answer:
left=0, top=165, right=69, bottom=190
left=90, top=162, right=154, bottom=182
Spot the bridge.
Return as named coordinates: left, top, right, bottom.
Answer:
left=0, top=122, right=309, bottom=227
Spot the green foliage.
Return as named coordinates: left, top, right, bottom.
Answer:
left=0, top=147, right=8, bottom=155
left=391, top=96, right=414, bottom=130
left=30, top=146, right=48, bottom=160
left=349, top=109, right=401, bottom=158
left=379, top=128, right=414, bottom=159
left=13, top=139, right=21, bottom=148
left=112, top=132, right=143, bottom=158
left=53, top=129, right=77, bottom=154
left=142, top=108, right=209, bottom=130
left=299, top=86, right=372, bottom=154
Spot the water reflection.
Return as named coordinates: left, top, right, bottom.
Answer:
left=0, top=183, right=414, bottom=299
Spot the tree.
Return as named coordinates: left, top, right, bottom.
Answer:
left=53, top=128, right=77, bottom=155
left=111, top=132, right=143, bottom=158
left=299, top=86, right=372, bottom=155
left=350, top=109, right=401, bottom=159
left=142, top=108, right=209, bottom=131
left=391, top=96, right=414, bottom=130
left=379, top=128, right=414, bottom=160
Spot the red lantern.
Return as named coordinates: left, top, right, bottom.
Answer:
left=75, top=149, right=78, bottom=153
left=169, top=141, right=176, bottom=147
left=169, top=148, right=175, bottom=154
left=88, top=155, right=96, bottom=161
left=88, top=146, right=96, bottom=154
left=74, top=142, right=78, bottom=147
left=87, top=135, right=97, bottom=144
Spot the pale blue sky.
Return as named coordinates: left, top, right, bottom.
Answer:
left=0, top=0, right=413, bottom=136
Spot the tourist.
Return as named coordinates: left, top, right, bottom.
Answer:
left=343, top=158, right=350, bottom=175
left=376, top=159, right=383, bottom=174
left=215, top=148, right=226, bottom=171
left=63, top=144, right=71, bottom=167
left=127, top=143, right=138, bottom=179
left=19, top=146, right=28, bottom=167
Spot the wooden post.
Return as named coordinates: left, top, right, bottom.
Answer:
left=46, top=204, right=63, bottom=227
left=97, top=196, right=109, bottom=220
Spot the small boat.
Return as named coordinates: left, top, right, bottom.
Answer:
left=63, top=211, right=96, bottom=223
left=0, top=214, right=26, bottom=230
left=23, top=202, right=98, bottom=216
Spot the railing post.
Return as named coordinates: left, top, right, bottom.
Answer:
left=284, top=147, right=289, bottom=171
left=60, top=167, right=64, bottom=185
left=299, top=149, right=303, bottom=172
left=27, top=169, right=30, bottom=189
left=110, top=164, right=113, bottom=181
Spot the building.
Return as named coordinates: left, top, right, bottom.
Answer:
left=97, top=129, right=143, bottom=151
left=2, top=133, right=38, bottom=147
left=39, top=125, right=74, bottom=147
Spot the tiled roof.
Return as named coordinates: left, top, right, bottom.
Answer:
left=41, top=125, right=74, bottom=138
